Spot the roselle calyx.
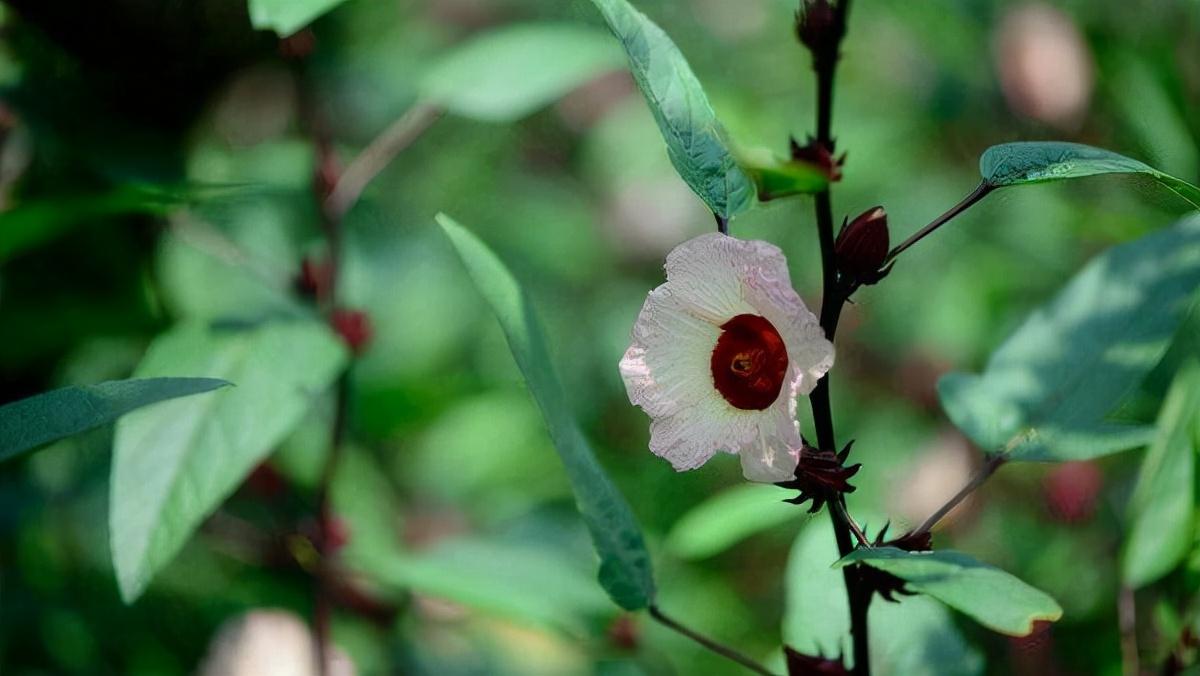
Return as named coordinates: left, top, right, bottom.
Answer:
left=776, top=440, right=861, bottom=513
left=784, top=646, right=849, bottom=676
left=835, top=206, right=891, bottom=286
left=861, top=522, right=932, bottom=603
left=790, top=135, right=844, bottom=182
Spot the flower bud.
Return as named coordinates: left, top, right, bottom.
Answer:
left=294, top=256, right=333, bottom=301
left=330, top=308, right=373, bottom=355
left=794, top=0, right=842, bottom=59
left=784, top=646, right=848, bottom=675
left=834, top=206, right=890, bottom=286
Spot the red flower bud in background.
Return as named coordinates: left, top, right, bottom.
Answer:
left=1042, top=461, right=1103, bottom=524
left=295, top=256, right=334, bottom=301
left=331, top=309, right=373, bottom=355
left=607, top=614, right=639, bottom=651
left=322, top=514, right=351, bottom=553
left=835, top=206, right=891, bottom=286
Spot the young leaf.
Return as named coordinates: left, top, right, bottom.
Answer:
left=419, top=24, right=625, bottom=122
left=1122, top=362, right=1200, bottom=588
left=587, top=0, right=757, bottom=219
left=981, top=142, right=1200, bottom=208
left=437, top=213, right=656, bottom=611
left=837, top=547, right=1063, bottom=637
left=248, top=0, right=349, bottom=36
left=785, top=525, right=983, bottom=675
left=0, top=378, right=230, bottom=463
left=110, top=320, right=347, bottom=602
left=939, top=215, right=1200, bottom=461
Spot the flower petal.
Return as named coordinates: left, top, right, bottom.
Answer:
left=647, top=403, right=758, bottom=471
left=739, top=404, right=803, bottom=482
left=663, top=233, right=758, bottom=322
left=620, top=287, right=722, bottom=418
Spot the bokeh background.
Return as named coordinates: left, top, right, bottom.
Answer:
left=1, top=0, right=1198, bottom=674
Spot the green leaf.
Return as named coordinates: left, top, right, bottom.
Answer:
left=0, top=185, right=194, bottom=263
left=939, top=215, right=1200, bottom=461
left=785, top=525, right=983, bottom=675
left=248, top=0, right=349, bottom=36
left=437, top=213, right=655, bottom=610
left=0, top=378, right=230, bottom=463
left=740, top=148, right=830, bottom=201
left=665, top=484, right=796, bottom=560
left=587, top=0, right=756, bottom=219
left=110, top=320, right=347, bottom=602
left=980, top=142, right=1200, bottom=208
left=333, top=447, right=612, bottom=633
left=1123, top=362, right=1200, bottom=587
left=419, top=24, right=625, bottom=122
left=837, top=547, right=1062, bottom=636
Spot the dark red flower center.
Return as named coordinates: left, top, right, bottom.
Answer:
left=710, top=314, right=789, bottom=410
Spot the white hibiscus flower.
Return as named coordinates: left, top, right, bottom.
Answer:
left=620, top=233, right=835, bottom=482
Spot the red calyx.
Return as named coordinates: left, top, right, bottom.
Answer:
left=776, top=440, right=861, bottom=513
left=790, top=135, right=844, bottom=182
left=331, top=308, right=373, bottom=355
left=710, top=314, right=790, bottom=411
left=835, top=206, right=891, bottom=287
left=785, top=646, right=849, bottom=676
left=295, top=256, right=334, bottom=301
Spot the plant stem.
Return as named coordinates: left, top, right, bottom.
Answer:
left=649, top=605, right=778, bottom=676
left=912, top=452, right=1005, bottom=536
left=884, top=182, right=993, bottom=265
left=324, top=102, right=444, bottom=222
left=800, top=1, right=870, bottom=672
left=302, top=66, right=354, bottom=676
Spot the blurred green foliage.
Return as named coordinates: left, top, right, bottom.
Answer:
left=1, top=0, right=1199, bottom=674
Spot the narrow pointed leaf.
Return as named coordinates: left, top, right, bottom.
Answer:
left=110, top=321, right=347, bottom=602
left=981, top=142, right=1200, bottom=208
left=1122, top=362, right=1200, bottom=587
left=419, top=24, right=625, bottom=122
left=587, top=0, right=757, bottom=218
left=0, top=378, right=230, bottom=463
left=939, top=215, right=1200, bottom=461
left=837, top=547, right=1063, bottom=637
left=437, top=213, right=655, bottom=610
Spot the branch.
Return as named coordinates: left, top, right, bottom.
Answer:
left=884, top=182, right=993, bottom=265
left=324, top=102, right=444, bottom=221
left=649, top=605, right=778, bottom=676
left=912, top=452, right=1005, bottom=536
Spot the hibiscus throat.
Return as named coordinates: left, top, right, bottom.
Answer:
left=710, top=314, right=789, bottom=410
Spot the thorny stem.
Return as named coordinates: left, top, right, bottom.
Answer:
left=884, top=182, right=994, bottom=265
left=798, top=1, right=872, bottom=672
left=649, top=605, right=778, bottom=676
left=912, top=452, right=1005, bottom=536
